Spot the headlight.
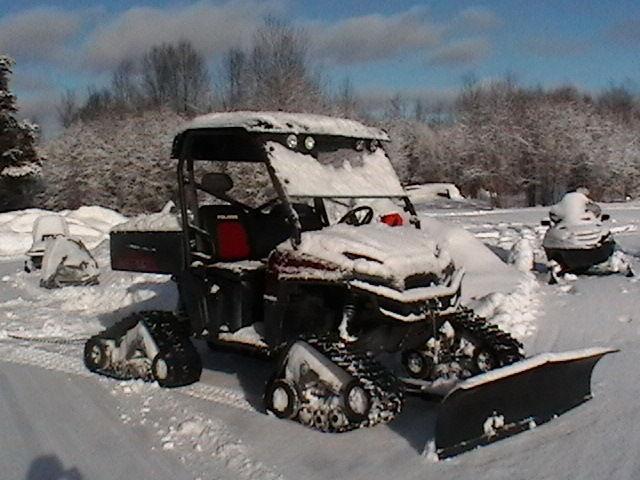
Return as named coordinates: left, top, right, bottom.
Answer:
left=286, top=134, right=298, bottom=149
left=303, top=136, right=315, bottom=150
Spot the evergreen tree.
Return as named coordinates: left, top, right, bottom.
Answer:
left=0, top=55, right=42, bottom=211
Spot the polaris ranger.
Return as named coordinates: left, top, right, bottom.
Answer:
left=84, top=111, right=614, bottom=458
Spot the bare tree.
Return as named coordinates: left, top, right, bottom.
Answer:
left=220, top=18, right=326, bottom=112
left=56, top=89, right=78, bottom=128
left=77, top=85, right=114, bottom=121
left=385, top=93, right=406, bottom=119
left=335, top=77, right=358, bottom=118
left=221, top=48, right=249, bottom=110
left=142, top=40, right=211, bottom=114
left=111, top=59, right=141, bottom=109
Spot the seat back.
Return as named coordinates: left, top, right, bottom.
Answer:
left=199, top=205, right=252, bottom=261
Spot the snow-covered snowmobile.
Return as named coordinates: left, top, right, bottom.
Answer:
left=24, top=214, right=100, bottom=287
left=542, top=192, right=633, bottom=283
left=84, top=112, right=614, bottom=458
left=25, top=215, right=70, bottom=271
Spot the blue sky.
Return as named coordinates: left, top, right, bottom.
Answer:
left=1, top=0, right=639, bottom=132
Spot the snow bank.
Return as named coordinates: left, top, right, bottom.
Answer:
left=405, top=183, right=464, bottom=203
left=0, top=263, right=177, bottom=340
left=111, top=202, right=181, bottom=232
left=0, top=206, right=127, bottom=258
left=420, top=217, right=539, bottom=339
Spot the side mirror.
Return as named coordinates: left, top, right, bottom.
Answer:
left=200, top=173, right=233, bottom=195
left=601, top=214, right=610, bottom=221
left=541, top=219, right=551, bottom=226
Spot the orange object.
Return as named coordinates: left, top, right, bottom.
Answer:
left=380, top=213, right=404, bottom=226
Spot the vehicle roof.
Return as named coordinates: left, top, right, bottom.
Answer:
left=179, top=111, right=390, bottom=141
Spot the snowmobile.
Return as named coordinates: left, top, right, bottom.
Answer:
left=84, top=112, right=614, bottom=458
left=24, top=214, right=100, bottom=287
left=542, top=192, right=633, bottom=283
left=25, top=215, right=70, bottom=271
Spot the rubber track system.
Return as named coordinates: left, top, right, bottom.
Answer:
left=84, top=311, right=201, bottom=387
left=444, top=307, right=525, bottom=368
left=299, top=336, right=403, bottom=433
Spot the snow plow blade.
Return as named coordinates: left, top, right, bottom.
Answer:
left=434, top=347, right=616, bottom=459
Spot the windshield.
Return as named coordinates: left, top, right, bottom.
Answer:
left=266, top=140, right=405, bottom=198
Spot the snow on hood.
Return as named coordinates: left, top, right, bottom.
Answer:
left=278, top=223, right=453, bottom=284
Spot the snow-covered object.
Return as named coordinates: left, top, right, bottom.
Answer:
left=181, top=111, right=389, bottom=140
left=112, top=202, right=181, bottom=232
left=267, top=142, right=405, bottom=198
left=549, top=192, right=602, bottom=225
left=279, top=223, right=453, bottom=288
left=448, top=347, right=615, bottom=392
left=26, top=215, right=70, bottom=257
left=218, top=323, right=267, bottom=348
left=405, top=183, right=464, bottom=203
left=0, top=207, right=127, bottom=258
left=508, top=237, right=535, bottom=272
left=543, top=192, right=610, bottom=250
left=419, top=217, right=538, bottom=339
left=40, top=237, right=99, bottom=289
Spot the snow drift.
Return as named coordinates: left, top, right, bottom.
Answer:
left=420, top=217, right=538, bottom=339
left=0, top=206, right=127, bottom=258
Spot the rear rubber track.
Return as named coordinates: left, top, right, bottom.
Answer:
left=84, top=310, right=201, bottom=387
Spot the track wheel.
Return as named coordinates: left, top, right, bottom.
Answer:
left=151, top=352, right=176, bottom=387
left=401, top=350, right=434, bottom=379
left=342, top=380, right=371, bottom=423
left=84, top=338, right=108, bottom=371
left=265, top=378, right=300, bottom=419
left=474, top=348, right=496, bottom=373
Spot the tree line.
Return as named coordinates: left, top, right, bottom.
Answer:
left=2, top=17, right=640, bottom=212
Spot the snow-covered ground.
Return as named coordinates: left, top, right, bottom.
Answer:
left=1, top=202, right=639, bottom=479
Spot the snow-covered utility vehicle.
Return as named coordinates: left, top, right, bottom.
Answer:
left=542, top=192, right=633, bottom=282
left=84, top=112, right=614, bottom=458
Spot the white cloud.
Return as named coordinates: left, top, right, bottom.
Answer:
left=523, top=37, right=590, bottom=57
left=309, top=7, right=442, bottom=65
left=83, top=0, right=284, bottom=71
left=429, top=38, right=491, bottom=67
left=606, top=19, right=640, bottom=48
left=451, top=7, right=502, bottom=33
left=0, top=8, right=82, bottom=62
left=357, top=86, right=458, bottom=111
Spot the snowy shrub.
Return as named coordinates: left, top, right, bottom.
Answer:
left=41, top=109, right=184, bottom=214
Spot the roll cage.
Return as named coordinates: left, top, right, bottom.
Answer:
left=172, top=128, right=419, bottom=267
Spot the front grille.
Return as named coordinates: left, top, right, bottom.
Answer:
left=404, top=272, right=439, bottom=289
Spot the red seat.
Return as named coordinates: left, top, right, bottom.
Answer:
left=216, top=220, right=251, bottom=260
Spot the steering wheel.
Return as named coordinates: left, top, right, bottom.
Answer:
left=338, top=206, right=374, bottom=226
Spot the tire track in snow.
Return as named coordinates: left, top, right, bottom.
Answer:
left=0, top=341, right=285, bottom=480
left=0, top=340, right=254, bottom=412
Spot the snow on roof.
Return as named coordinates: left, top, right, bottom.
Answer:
left=180, top=111, right=389, bottom=140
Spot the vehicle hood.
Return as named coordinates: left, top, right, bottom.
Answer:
left=543, top=222, right=611, bottom=250
left=276, top=223, right=455, bottom=289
